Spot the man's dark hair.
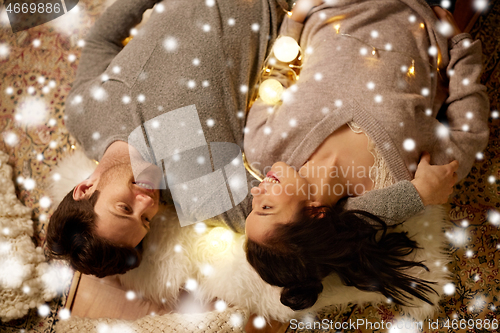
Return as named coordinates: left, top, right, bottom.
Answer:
left=46, top=189, right=142, bottom=278
left=246, top=205, right=437, bottom=311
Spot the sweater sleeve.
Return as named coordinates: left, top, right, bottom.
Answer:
left=72, top=0, right=159, bottom=86
left=433, top=33, right=490, bottom=181
left=338, top=180, right=425, bottom=226
left=65, top=0, right=159, bottom=161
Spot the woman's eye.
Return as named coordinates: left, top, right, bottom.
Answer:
left=262, top=206, right=271, bottom=210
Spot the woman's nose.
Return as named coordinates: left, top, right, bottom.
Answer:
left=251, top=186, right=265, bottom=196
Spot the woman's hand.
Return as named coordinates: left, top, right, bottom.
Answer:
left=432, top=6, right=462, bottom=38
left=411, top=152, right=459, bottom=206
left=289, top=0, right=324, bottom=23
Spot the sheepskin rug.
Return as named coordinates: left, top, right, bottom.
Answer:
left=48, top=149, right=452, bottom=325
left=0, top=150, right=68, bottom=322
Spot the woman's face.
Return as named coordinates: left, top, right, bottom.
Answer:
left=245, top=162, right=315, bottom=243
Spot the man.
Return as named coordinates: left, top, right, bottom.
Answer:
left=46, top=0, right=287, bottom=277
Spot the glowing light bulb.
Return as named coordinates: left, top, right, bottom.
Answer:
left=272, top=36, right=300, bottom=63
left=371, top=48, right=377, bottom=56
left=408, top=60, right=415, bottom=76
left=205, top=227, right=234, bottom=255
left=258, top=79, right=284, bottom=105
left=334, top=24, right=340, bottom=34
left=420, top=23, right=425, bottom=29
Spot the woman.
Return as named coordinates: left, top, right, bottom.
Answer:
left=243, top=0, right=489, bottom=310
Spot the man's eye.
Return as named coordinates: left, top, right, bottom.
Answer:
left=120, top=205, right=132, bottom=213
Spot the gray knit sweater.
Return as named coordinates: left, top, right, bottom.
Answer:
left=65, top=0, right=286, bottom=233
left=244, top=0, right=489, bottom=221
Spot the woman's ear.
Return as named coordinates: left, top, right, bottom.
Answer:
left=73, top=179, right=95, bottom=201
left=306, top=201, right=326, bottom=219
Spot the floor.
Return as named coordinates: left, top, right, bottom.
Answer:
left=0, top=0, right=498, bottom=332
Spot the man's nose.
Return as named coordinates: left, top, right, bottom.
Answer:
left=135, top=193, right=154, bottom=210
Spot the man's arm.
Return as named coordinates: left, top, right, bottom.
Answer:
left=73, top=0, right=159, bottom=88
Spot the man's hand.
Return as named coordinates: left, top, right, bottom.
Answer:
left=289, top=0, right=324, bottom=23
left=411, top=152, right=459, bottom=206
left=432, top=6, right=462, bottom=38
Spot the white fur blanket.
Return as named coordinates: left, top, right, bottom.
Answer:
left=0, top=150, right=69, bottom=322
left=49, top=150, right=452, bottom=328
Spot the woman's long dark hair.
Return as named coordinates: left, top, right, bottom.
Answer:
left=245, top=205, right=437, bottom=311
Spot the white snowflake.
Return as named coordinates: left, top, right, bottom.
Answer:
left=203, top=24, right=211, bottom=32
left=374, top=95, right=383, bottom=103
left=385, top=43, right=392, bottom=51
left=230, top=313, right=243, bottom=327
left=194, top=222, right=207, bottom=234
left=436, top=124, right=449, bottom=138
left=441, top=0, right=451, bottom=8
left=476, top=152, right=484, bottom=160
left=33, top=39, right=41, bottom=48
left=359, top=47, right=368, bottom=56
left=185, top=279, right=198, bottom=291
left=101, top=74, right=109, bottom=82
left=0, top=43, right=9, bottom=59
left=125, top=291, right=136, bottom=300
left=462, top=78, right=470, bottom=86
left=474, top=0, right=487, bottom=11
left=448, top=69, right=455, bottom=77
left=200, top=263, right=213, bottom=276
left=187, top=80, right=196, bottom=89
left=163, top=37, right=178, bottom=52
left=197, top=156, right=205, bottom=164
left=59, top=308, right=71, bottom=320
left=68, top=54, right=76, bottom=62
left=202, top=80, right=210, bottom=87
left=492, top=110, right=499, bottom=119
left=281, top=132, right=288, bottom=138
left=92, top=132, right=101, bottom=140
left=370, top=30, right=379, bottom=38
left=91, top=86, right=107, bottom=101
left=5, top=86, right=13, bottom=94
left=465, top=250, right=473, bottom=258
left=289, top=118, right=297, bottom=127
left=137, top=94, right=145, bottom=102
left=408, top=15, right=416, bottom=23
left=52, top=173, right=61, bottom=181
left=49, top=141, right=57, bottom=149
left=319, top=12, right=326, bottom=20
left=437, top=20, right=453, bottom=37
left=42, top=86, right=50, bottom=94
left=240, top=85, right=248, bottom=93
left=215, top=300, right=227, bottom=312
left=321, top=107, right=329, bottom=114
left=237, top=111, right=244, bottom=118
left=305, top=46, right=313, bottom=54
left=425, top=108, right=432, bottom=116
left=192, top=58, right=200, bottom=66
left=403, top=138, right=416, bottom=151
left=462, top=124, right=469, bottom=132
left=112, top=66, right=121, bottom=74
left=466, top=111, right=473, bottom=119
left=27, top=86, right=35, bottom=94
left=251, top=23, right=260, bottom=32
left=488, top=210, right=500, bottom=225
left=463, top=40, right=471, bottom=48
left=263, top=126, right=271, bottom=135
left=366, top=81, right=375, bottom=90
left=77, top=39, right=85, bottom=47
left=155, top=3, right=165, bottom=12
left=253, top=316, right=266, bottom=329
left=401, top=65, right=408, bottom=73
left=428, top=46, right=438, bottom=56
left=122, top=95, right=131, bottom=104
left=335, top=100, right=343, bottom=107
left=228, top=18, right=235, bottom=26
left=3, top=132, right=19, bottom=146
left=206, top=118, right=215, bottom=127
left=206, top=0, right=215, bottom=7
left=421, top=88, right=430, bottom=96
left=38, top=304, right=51, bottom=317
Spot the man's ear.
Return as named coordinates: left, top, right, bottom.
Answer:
left=73, top=180, right=95, bottom=201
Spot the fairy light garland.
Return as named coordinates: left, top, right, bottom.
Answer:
left=254, top=22, right=441, bottom=106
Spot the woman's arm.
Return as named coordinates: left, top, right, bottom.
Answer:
left=340, top=152, right=459, bottom=225
left=431, top=8, right=490, bottom=181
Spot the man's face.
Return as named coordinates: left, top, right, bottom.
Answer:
left=93, top=162, right=162, bottom=247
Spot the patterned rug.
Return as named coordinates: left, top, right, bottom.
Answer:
left=0, top=0, right=498, bottom=332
